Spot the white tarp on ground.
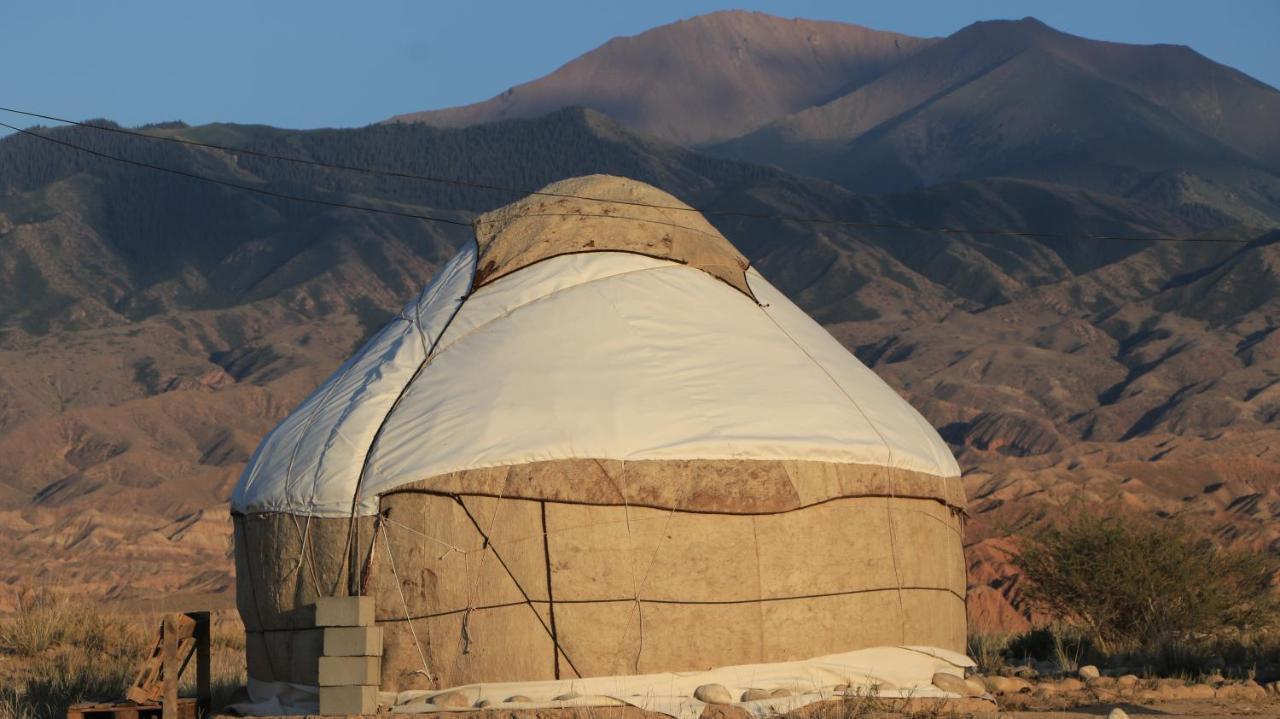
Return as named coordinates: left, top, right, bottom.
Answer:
left=227, top=645, right=976, bottom=719
left=232, top=249, right=960, bottom=518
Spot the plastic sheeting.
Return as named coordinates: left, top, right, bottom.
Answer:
left=227, top=645, right=976, bottom=719
left=232, top=248, right=959, bottom=517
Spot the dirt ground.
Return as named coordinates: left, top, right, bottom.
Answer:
left=1001, top=701, right=1280, bottom=719
left=206, top=695, right=1280, bottom=719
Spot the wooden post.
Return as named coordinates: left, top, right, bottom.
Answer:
left=161, top=615, right=178, bottom=719
left=191, top=612, right=211, bottom=718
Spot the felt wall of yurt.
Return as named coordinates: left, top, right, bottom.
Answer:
left=231, top=175, right=967, bottom=697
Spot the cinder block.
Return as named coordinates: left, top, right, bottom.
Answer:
left=324, top=625, right=383, bottom=657
left=319, top=655, right=381, bottom=686
left=316, top=596, right=375, bottom=627
left=319, top=684, right=377, bottom=715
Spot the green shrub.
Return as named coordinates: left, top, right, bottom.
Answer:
left=1013, top=515, right=1280, bottom=656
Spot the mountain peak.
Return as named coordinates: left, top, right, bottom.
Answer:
left=385, top=13, right=934, bottom=146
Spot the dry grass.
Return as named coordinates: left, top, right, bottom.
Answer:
left=0, top=590, right=245, bottom=719
left=966, top=631, right=1010, bottom=675
left=790, top=686, right=973, bottom=719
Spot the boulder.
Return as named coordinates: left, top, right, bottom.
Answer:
left=1116, top=674, right=1140, bottom=689
left=983, top=675, right=1034, bottom=690
left=740, top=689, right=771, bottom=702
left=1055, top=678, right=1085, bottom=692
left=694, top=684, right=734, bottom=705
left=430, top=691, right=471, bottom=708
left=964, top=678, right=987, bottom=696
left=1108, top=709, right=1129, bottom=719
left=1032, top=687, right=1058, bottom=700
left=932, top=672, right=973, bottom=696
left=1184, top=684, right=1215, bottom=699
left=1216, top=681, right=1266, bottom=701
left=1078, top=665, right=1101, bottom=681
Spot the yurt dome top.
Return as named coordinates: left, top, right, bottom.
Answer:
left=231, top=175, right=960, bottom=519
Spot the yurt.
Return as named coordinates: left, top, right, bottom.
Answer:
left=231, top=175, right=969, bottom=713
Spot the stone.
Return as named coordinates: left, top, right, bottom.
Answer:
left=431, top=691, right=471, bottom=708
left=505, top=695, right=532, bottom=703
left=964, top=678, right=987, bottom=696
left=1216, top=681, right=1266, bottom=701
left=740, top=689, right=771, bottom=702
left=932, top=672, right=974, bottom=696
left=1088, top=676, right=1116, bottom=688
left=983, top=676, right=1021, bottom=694
left=475, top=699, right=491, bottom=708
left=769, top=688, right=793, bottom=698
left=1185, top=684, right=1215, bottom=699
left=694, top=684, right=734, bottom=704
left=1107, top=709, right=1128, bottom=719
left=1078, top=665, right=1100, bottom=681
left=319, top=685, right=377, bottom=715
left=318, top=655, right=380, bottom=686
left=323, top=625, right=383, bottom=657
left=1056, top=677, right=1085, bottom=692
left=553, top=692, right=581, bottom=701
left=1117, top=674, right=1140, bottom=688
left=316, top=596, right=375, bottom=627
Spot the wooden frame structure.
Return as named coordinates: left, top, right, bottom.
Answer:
left=68, top=611, right=210, bottom=719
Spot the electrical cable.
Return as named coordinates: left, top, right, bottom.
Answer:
left=0, top=106, right=1262, bottom=245
left=0, top=120, right=472, bottom=227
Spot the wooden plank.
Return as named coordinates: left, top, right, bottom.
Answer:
left=67, top=700, right=195, bottom=719
left=190, top=612, right=210, bottom=718
left=161, top=615, right=178, bottom=719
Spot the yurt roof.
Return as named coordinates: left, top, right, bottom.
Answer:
left=232, top=175, right=960, bottom=517
left=471, top=175, right=753, bottom=297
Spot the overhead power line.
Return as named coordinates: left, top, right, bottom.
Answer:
left=0, top=105, right=695, bottom=211
left=0, top=105, right=1262, bottom=245
left=0, top=120, right=471, bottom=227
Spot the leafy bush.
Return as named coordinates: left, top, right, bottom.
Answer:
left=1013, top=515, right=1280, bottom=656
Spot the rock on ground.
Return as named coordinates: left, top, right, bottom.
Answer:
left=694, top=684, right=733, bottom=705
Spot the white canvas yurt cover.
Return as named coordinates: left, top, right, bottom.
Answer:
left=230, top=175, right=970, bottom=716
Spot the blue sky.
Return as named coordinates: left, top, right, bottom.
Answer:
left=4, top=1, right=1278, bottom=132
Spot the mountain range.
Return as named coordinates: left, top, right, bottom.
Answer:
left=2, top=11, right=1278, bottom=629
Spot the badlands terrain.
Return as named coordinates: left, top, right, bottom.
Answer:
left=1, top=12, right=1279, bottom=631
